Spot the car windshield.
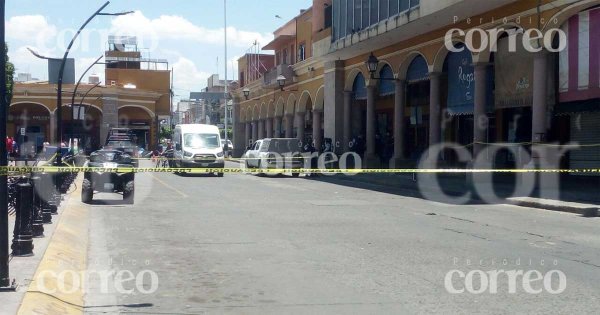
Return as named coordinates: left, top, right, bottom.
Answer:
left=184, top=134, right=219, bottom=149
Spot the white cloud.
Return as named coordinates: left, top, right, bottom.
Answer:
left=172, top=57, right=211, bottom=96
left=8, top=46, right=50, bottom=80
left=6, top=15, right=57, bottom=42
left=110, top=11, right=273, bottom=49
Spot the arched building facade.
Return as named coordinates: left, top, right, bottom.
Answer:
left=233, top=0, right=599, bottom=173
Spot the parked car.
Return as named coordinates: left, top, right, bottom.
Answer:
left=172, top=124, right=225, bottom=176
left=82, top=149, right=135, bottom=204
left=243, top=138, right=304, bottom=177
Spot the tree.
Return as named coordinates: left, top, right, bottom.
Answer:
left=159, top=126, right=172, bottom=141
left=5, top=44, right=14, bottom=106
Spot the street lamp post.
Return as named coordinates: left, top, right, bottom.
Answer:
left=0, top=0, right=14, bottom=290
left=223, top=0, right=229, bottom=155
left=53, top=1, right=132, bottom=166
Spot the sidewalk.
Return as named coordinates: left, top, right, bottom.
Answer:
left=3, top=176, right=81, bottom=315
left=310, top=172, right=599, bottom=217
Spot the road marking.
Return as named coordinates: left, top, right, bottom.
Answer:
left=151, top=173, right=188, bottom=198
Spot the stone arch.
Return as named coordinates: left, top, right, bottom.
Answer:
left=474, top=23, right=524, bottom=64
left=345, top=67, right=369, bottom=91
left=543, top=0, right=599, bottom=33
left=10, top=101, right=52, bottom=114
left=52, top=102, right=104, bottom=115
left=259, top=102, right=268, bottom=119
left=252, top=104, right=260, bottom=121
left=275, top=96, right=285, bottom=117
left=267, top=100, right=275, bottom=118
left=432, top=40, right=473, bottom=73
left=375, top=59, right=396, bottom=78
left=117, top=104, right=155, bottom=119
left=314, top=86, right=325, bottom=111
left=285, top=93, right=297, bottom=115
left=296, top=90, right=313, bottom=114
left=398, top=51, right=430, bottom=80
left=240, top=108, right=246, bottom=123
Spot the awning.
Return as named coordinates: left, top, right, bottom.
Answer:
left=494, top=34, right=536, bottom=109
left=378, top=65, right=395, bottom=96
left=263, top=35, right=296, bottom=50
left=406, top=56, right=429, bottom=83
left=446, top=44, right=474, bottom=115
left=446, top=105, right=474, bottom=116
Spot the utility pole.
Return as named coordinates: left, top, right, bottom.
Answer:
left=223, top=0, right=229, bottom=154
left=0, top=0, right=13, bottom=290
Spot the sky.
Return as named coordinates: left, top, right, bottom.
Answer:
left=6, top=0, right=312, bottom=102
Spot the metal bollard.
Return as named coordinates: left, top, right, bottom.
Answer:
left=39, top=173, right=53, bottom=224
left=11, top=177, right=35, bottom=257
left=30, top=174, right=45, bottom=238
left=49, top=173, right=60, bottom=214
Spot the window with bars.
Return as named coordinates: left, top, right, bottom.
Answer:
left=332, top=0, right=420, bottom=41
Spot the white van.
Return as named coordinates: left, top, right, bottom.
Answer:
left=173, top=124, right=225, bottom=176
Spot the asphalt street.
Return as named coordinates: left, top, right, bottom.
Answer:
left=83, top=161, right=600, bottom=314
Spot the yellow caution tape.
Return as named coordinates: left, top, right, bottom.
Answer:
left=1, top=166, right=599, bottom=175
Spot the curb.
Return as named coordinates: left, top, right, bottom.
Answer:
left=17, top=174, right=88, bottom=315
left=505, top=198, right=599, bottom=217
left=316, top=174, right=599, bottom=217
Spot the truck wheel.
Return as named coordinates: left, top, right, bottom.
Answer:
left=218, top=172, right=224, bottom=177
left=292, top=173, right=300, bottom=178
left=123, top=181, right=135, bottom=204
left=82, top=178, right=93, bottom=203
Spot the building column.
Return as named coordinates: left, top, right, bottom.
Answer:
left=251, top=121, right=258, bottom=142
left=285, top=114, right=294, bottom=138
left=245, top=122, right=251, bottom=147
left=392, top=80, right=407, bottom=167
left=532, top=51, right=549, bottom=144
left=343, top=91, right=352, bottom=152
left=429, top=72, right=442, bottom=147
left=49, top=112, right=56, bottom=144
left=266, top=118, right=273, bottom=138
left=313, top=110, right=323, bottom=151
left=324, top=60, right=345, bottom=154
left=530, top=50, right=556, bottom=194
left=232, top=101, right=245, bottom=157
left=473, top=63, right=489, bottom=158
left=274, top=116, right=282, bottom=138
left=257, top=119, right=264, bottom=139
left=365, top=85, right=377, bottom=167
left=296, top=113, right=305, bottom=142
